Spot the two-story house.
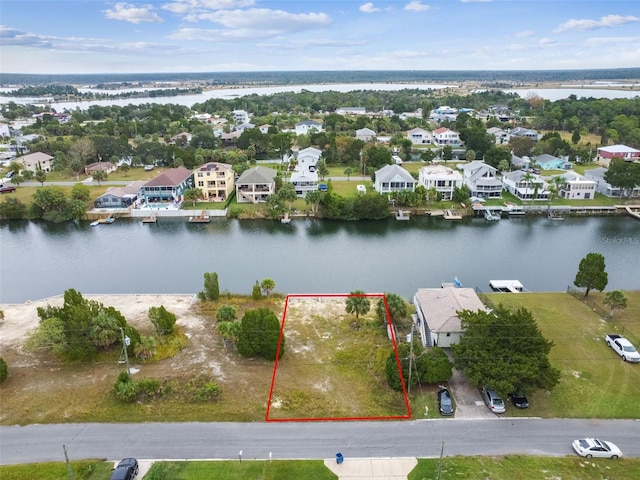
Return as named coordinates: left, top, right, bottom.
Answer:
left=502, top=170, right=549, bottom=201
left=585, top=167, right=640, bottom=198
left=418, top=165, right=463, bottom=200
left=596, top=144, right=640, bottom=167
left=139, top=167, right=194, bottom=208
left=235, top=166, right=277, bottom=203
left=432, top=127, right=462, bottom=146
left=556, top=171, right=597, bottom=200
left=373, top=164, right=416, bottom=194
left=406, top=127, right=433, bottom=145
left=194, top=162, right=234, bottom=202
left=16, top=152, right=54, bottom=172
left=295, top=120, right=323, bottom=136
left=458, top=161, right=502, bottom=198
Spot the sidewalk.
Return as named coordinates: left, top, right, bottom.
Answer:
left=324, top=457, right=418, bottom=480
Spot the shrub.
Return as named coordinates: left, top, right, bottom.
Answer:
left=0, top=357, right=8, bottom=383
left=113, top=371, right=137, bottom=402
left=193, top=381, right=221, bottom=402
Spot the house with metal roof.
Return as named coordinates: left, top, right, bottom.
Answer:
left=584, top=166, right=640, bottom=198
left=373, top=164, right=416, bottom=194
left=355, top=127, right=376, bottom=142
left=502, top=170, right=549, bottom=201
left=458, top=161, right=502, bottom=198
left=413, top=286, right=488, bottom=348
left=596, top=144, right=640, bottom=167
left=533, top=154, right=572, bottom=170
left=406, top=127, right=433, bottom=145
left=556, top=171, right=597, bottom=200
left=235, top=166, right=277, bottom=203
left=94, top=181, right=145, bottom=209
left=138, top=167, right=193, bottom=208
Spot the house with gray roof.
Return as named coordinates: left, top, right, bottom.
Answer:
left=458, top=161, right=502, bottom=198
left=556, top=171, right=596, bottom=200
left=502, top=170, right=549, bottom=201
left=138, top=167, right=193, bottom=208
left=508, top=127, right=540, bottom=142
left=373, top=164, right=416, bottom=194
left=236, top=166, right=277, bottom=203
left=355, top=127, right=376, bottom=142
left=584, top=167, right=640, bottom=198
left=414, top=286, right=488, bottom=348
left=94, top=181, right=145, bottom=209
left=533, top=154, right=572, bottom=170
left=295, top=120, right=323, bottom=136
left=406, top=127, right=433, bottom=145
left=16, top=151, right=54, bottom=172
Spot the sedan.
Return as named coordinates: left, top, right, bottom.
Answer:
left=510, top=391, right=529, bottom=409
left=481, top=387, right=505, bottom=414
left=110, top=458, right=139, bottom=480
left=572, top=438, right=622, bottom=459
left=438, top=388, right=454, bottom=416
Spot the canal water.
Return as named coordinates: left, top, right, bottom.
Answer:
left=1, top=216, right=638, bottom=304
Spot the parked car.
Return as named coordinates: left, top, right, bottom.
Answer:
left=5, top=171, right=14, bottom=179
left=0, top=185, right=17, bottom=193
left=438, top=387, right=454, bottom=416
left=109, top=458, right=139, bottom=480
left=605, top=334, right=640, bottom=362
left=481, top=387, right=505, bottom=414
left=510, top=391, right=529, bottom=409
left=572, top=438, right=622, bottom=459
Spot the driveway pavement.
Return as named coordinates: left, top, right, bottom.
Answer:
left=447, top=367, right=497, bottom=419
left=326, top=457, right=418, bottom=480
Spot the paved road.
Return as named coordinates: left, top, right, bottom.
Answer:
left=1, top=419, right=639, bottom=465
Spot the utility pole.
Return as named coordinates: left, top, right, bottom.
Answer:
left=437, top=441, right=444, bottom=480
left=63, top=445, right=73, bottom=480
left=120, top=328, right=130, bottom=375
left=407, top=323, right=414, bottom=394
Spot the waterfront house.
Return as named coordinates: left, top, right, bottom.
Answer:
left=458, top=161, right=502, bottom=198
left=533, top=154, right=571, bottom=170
left=508, top=127, right=540, bottom=142
left=295, top=120, right=323, bottom=136
left=235, top=166, right=277, bottom=203
left=15, top=152, right=54, bottom=173
left=596, top=144, right=640, bottom=167
left=502, top=170, right=549, bottom=201
left=414, top=286, right=487, bottom=348
left=94, top=181, right=145, bottom=209
left=556, top=171, right=597, bottom=200
left=373, top=164, right=416, bottom=194
left=418, top=165, right=463, bottom=200
left=194, top=162, right=234, bottom=202
left=290, top=168, right=318, bottom=197
left=85, top=161, right=117, bottom=176
left=406, top=127, right=433, bottom=145
left=139, top=167, right=193, bottom=208
left=584, top=167, right=640, bottom=198
left=355, top=127, right=376, bottom=142
left=433, top=127, right=462, bottom=146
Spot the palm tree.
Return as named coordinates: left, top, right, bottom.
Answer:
left=345, top=290, right=371, bottom=325
left=344, top=167, right=353, bottom=180
left=603, top=290, right=627, bottom=318
left=89, top=312, right=120, bottom=349
left=521, top=171, right=535, bottom=204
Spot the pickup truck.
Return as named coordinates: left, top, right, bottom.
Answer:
left=605, top=334, right=640, bottom=362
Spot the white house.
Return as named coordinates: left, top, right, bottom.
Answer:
left=418, top=165, right=463, bottom=200
left=458, top=161, right=502, bottom=198
left=487, top=127, right=509, bottom=144
left=406, top=127, right=433, bottom=145
left=16, top=152, right=54, bottom=172
left=556, top=171, right=597, bottom=200
left=414, top=286, right=487, bottom=348
left=433, top=127, right=462, bottom=146
left=234, top=122, right=255, bottom=133
left=355, top=127, right=376, bottom=142
left=232, top=109, right=250, bottom=124
left=295, top=120, right=323, bottom=136
left=508, top=127, right=540, bottom=142
left=289, top=169, right=318, bottom=197
left=502, top=170, right=549, bottom=201
left=296, top=147, right=322, bottom=171
left=336, top=107, right=367, bottom=115
left=373, top=164, right=416, bottom=194
left=584, top=167, right=640, bottom=198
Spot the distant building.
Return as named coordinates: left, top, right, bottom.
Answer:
left=232, top=109, right=250, bottom=124
left=596, top=144, right=640, bottom=167
left=295, top=120, right=323, bottom=136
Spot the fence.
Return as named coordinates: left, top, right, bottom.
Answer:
left=566, top=285, right=613, bottom=321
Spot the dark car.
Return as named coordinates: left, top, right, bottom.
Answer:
left=110, top=458, right=138, bottom=480
left=438, top=387, right=454, bottom=416
left=0, top=185, right=16, bottom=193
left=510, top=391, right=529, bottom=409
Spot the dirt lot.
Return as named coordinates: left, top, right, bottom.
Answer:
left=0, top=294, right=408, bottom=425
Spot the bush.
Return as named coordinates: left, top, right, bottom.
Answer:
left=193, top=381, right=221, bottom=402
left=0, top=357, right=8, bottom=383
left=113, top=371, right=137, bottom=402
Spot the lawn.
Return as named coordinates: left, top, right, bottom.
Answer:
left=0, top=460, right=112, bottom=480
left=485, top=291, right=640, bottom=419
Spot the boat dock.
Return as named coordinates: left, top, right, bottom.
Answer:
left=444, top=209, right=462, bottom=220
left=489, top=280, right=527, bottom=293
left=622, top=205, right=640, bottom=221
left=189, top=211, right=211, bottom=223
left=395, top=210, right=410, bottom=221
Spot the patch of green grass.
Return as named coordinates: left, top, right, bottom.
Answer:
left=485, top=292, right=640, bottom=419
left=0, top=460, right=111, bottom=480
left=409, top=455, right=640, bottom=480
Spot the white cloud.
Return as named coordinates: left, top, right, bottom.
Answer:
left=360, top=3, right=381, bottom=14
left=404, top=1, right=431, bottom=12
left=585, top=36, right=640, bottom=46
left=104, top=3, right=164, bottom=24
left=185, top=8, right=331, bottom=34
left=161, top=0, right=256, bottom=14
left=539, top=37, right=556, bottom=45
left=461, top=0, right=492, bottom=3
left=554, top=14, right=640, bottom=33
left=514, top=30, right=535, bottom=38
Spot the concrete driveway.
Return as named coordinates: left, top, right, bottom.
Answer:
left=447, top=367, right=499, bottom=419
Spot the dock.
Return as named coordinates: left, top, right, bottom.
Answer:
left=189, top=211, right=211, bottom=223
left=489, top=280, right=527, bottom=293
left=443, top=209, right=462, bottom=220
left=395, top=210, right=410, bottom=221
left=142, top=212, right=157, bottom=223
left=281, top=212, right=291, bottom=224
left=623, top=206, right=640, bottom=221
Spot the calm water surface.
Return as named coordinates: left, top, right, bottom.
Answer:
left=1, top=216, right=638, bottom=303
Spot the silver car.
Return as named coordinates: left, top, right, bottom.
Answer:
left=572, top=438, right=622, bottom=459
left=481, top=387, right=505, bottom=414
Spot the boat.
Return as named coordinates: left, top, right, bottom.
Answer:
left=489, top=280, right=527, bottom=293
left=189, top=210, right=211, bottom=223
left=90, top=220, right=99, bottom=227
left=484, top=209, right=501, bottom=221
left=281, top=212, right=291, bottom=224
left=92, top=215, right=115, bottom=226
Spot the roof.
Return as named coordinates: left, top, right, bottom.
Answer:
left=17, top=152, right=53, bottom=163
left=296, top=120, right=322, bottom=126
left=375, top=164, right=415, bottom=183
left=356, top=127, right=376, bottom=135
left=237, top=166, right=277, bottom=184
left=290, top=169, right=318, bottom=182
left=534, top=154, right=561, bottom=165
left=101, top=180, right=145, bottom=198
left=196, top=162, right=232, bottom=173
left=598, top=144, right=640, bottom=154
left=434, top=127, right=454, bottom=134
left=415, top=287, right=487, bottom=333
left=144, top=167, right=193, bottom=187
left=85, top=161, right=114, bottom=172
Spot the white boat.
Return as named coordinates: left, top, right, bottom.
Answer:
left=484, top=209, right=501, bottom=221
left=489, top=280, right=526, bottom=293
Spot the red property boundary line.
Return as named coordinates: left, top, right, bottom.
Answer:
left=265, top=293, right=411, bottom=422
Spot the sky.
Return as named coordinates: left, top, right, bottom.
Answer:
left=1, top=0, right=639, bottom=74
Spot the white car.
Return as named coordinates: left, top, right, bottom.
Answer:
left=572, top=438, right=622, bottom=459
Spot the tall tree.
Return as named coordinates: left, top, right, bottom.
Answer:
left=451, top=305, right=560, bottom=396
left=345, top=290, right=371, bottom=324
left=260, top=278, right=276, bottom=297
left=574, top=253, right=608, bottom=297
left=203, top=272, right=220, bottom=301
left=34, top=169, right=47, bottom=186
left=604, top=159, right=640, bottom=198
left=236, top=308, right=284, bottom=360
left=184, top=187, right=202, bottom=207
left=148, top=305, right=177, bottom=335
left=603, top=290, right=627, bottom=318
